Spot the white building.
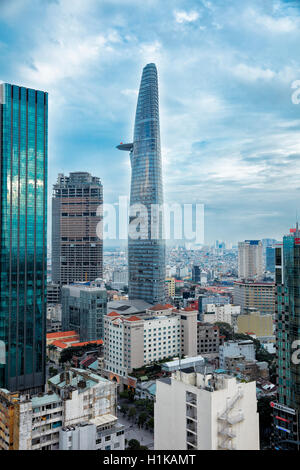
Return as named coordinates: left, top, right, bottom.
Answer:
left=238, top=240, right=263, bottom=280
left=1, top=368, right=124, bottom=450
left=154, top=370, right=260, bottom=450
left=203, top=304, right=241, bottom=326
left=219, top=340, right=256, bottom=369
left=103, top=306, right=198, bottom=380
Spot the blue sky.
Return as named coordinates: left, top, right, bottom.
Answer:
left=1, top=0, right=300, bottom=245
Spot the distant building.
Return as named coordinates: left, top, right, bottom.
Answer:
left=265, top=246, right=275, bottom=273
left=233, top=280, right=275, bottom=316
left=237, top=312, right=274, bottom=337
left=203, top=303, right=241, bottom=326
left=154, top=370, right=259, bottom=450
left=62, top=280, right=107, bottom=342
left=197, top=323, right=220, bottom=358
left=192, top=265, right=201, bottom=283
left=238, top=240, right=263, bottom=280
left=117, top=63, right=165, bottom=304
left=47, top=282, right=61, bottom=304
left=165, top=277, right=176, bottom=298
left=219, top=340, right=255, bottom=369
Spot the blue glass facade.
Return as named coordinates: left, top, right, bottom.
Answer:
left=118, top=63, right=165, bottom=304
left=0, top=83, right=47, bottom=392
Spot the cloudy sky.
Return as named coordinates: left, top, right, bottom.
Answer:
left=1, top=0, right=300, bottom=246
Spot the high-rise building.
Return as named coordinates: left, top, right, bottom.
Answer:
left=192, top=265, right=201, bottom=283
left=266, top=246, right=275, bottom=273
left=0, top=83, right=48, bottom=393
left=154, top=370, right=260, bottom=450
left=52, top=172, right=103, bottom=285
left=238, top=240, right=263, bottom=279
left=117, top=63, right=165, bottom=305
left=272, top=227, right=300, bottom=448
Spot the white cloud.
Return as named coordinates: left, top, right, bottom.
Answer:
left=174, top=10, right=199, bottom=24
left=233, top=63, right=275, bottom=82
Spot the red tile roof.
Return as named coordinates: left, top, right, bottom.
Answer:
left=107, top=311, right=121, bottom=317
left=126, top=315, right=142, bottom=322
left=51, top=340, right=69, bottom=349
left=47, top=330, right=77, bottom=339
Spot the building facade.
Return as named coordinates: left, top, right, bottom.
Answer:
left=0, top=83, right=48, bottom=393
left=238, top=240, right=263, bottom=280
left=117, top=63, right=165, bottom=305
left=272, top=228, right=300, bottom=448
left=62, top=281, right=107, bottom=342
left=233, top=280, right=275, bottom=316
left=0, top=368, right=123, bottom=450
left=52, top=172, right=103, bottom=285
left=154, top=370, right=260, bottom=450
left=103, top=306, right=198, bottom=381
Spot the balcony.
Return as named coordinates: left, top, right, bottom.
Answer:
left=186, top=405, right=197, bottom=420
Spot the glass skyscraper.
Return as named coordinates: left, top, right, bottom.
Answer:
left=0, top=83, right=48, bottom=393
left=272, top=226, right=300, bottom=448
left=117, top=63, right=166, bottom=304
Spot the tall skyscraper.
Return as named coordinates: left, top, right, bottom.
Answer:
left=52, top=172, right=103, bottom=285
left=272, top=227, right=300, bottom=448
left=238, top=240, right=263, bottom=279
left=0, top=83, right=48, bottom=393
left=117, top=63, right=166, bottom=305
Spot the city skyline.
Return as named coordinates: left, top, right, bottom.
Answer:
left=1, top=0, right=300, bottom=244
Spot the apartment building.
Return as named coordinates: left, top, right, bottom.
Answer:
left=197, top=322, right=220, bottom=358
left=102, top=305, right=198, bottom=387
left=233, top=280, right=275, bottom=316
left=237, top=312, right=274, bottom=337
left=203, top=304, right=241, bottom=326
left=154, top=370, right=259, bottom=450
left=238, top=240, right=263, bottom=280
left=0, top=369, right=123, bottom=450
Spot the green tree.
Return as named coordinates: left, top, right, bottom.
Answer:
left=214, top=322, right=234, bottom=340
left=128, top=407, right=137, bottom=420
left=138, top=412, right=148, bottom=427
left=127, top=439, right=141, bottom=450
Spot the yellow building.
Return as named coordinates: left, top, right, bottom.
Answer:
left=0, top=389, right=20, bottom=450
left=165, top=277, right=175, bottom=297
left=237, top=313, right=274, bottom=337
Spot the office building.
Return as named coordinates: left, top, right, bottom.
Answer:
left=0, top=83, right=48, bottom=393
left=233, top=280, right=275, bottom=316
left=272, top=227, right=300, bottom=448
left=154, top=370, right=259, bottom=450
left=117, top=63, right=165, bottom=305
left=192, top=265, right=201, bottom=283
left=266, top=246, right=275, bottom=273
left=62, top=280, right=107, bottom=342
left=238, top=240, right=263, bottom=280
left=52, top=172, right=103, bottom=285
